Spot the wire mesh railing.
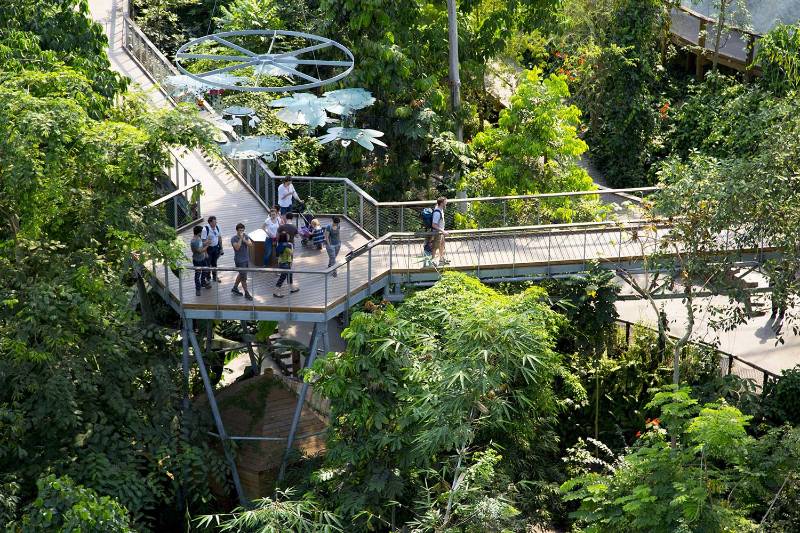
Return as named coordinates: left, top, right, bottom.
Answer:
left=149, top=152, right=204, bottom=229
left=615, top=319, right=780, bottom=392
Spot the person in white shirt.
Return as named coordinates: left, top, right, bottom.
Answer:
left=200, top=216, right=222, bottom=282
left=277, top=177, right=301, bottom=221
left=261, top=207, right=281, bottom=266
left=431, top=196, right=449, bottom=266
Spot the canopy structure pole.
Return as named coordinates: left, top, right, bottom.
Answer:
left=240, top=320, right=261, bottom=376
left=186, top=318, right=247, bottom=506
left=278, top=322, right=322, bottom=480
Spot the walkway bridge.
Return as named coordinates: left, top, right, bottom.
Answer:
left=89, top=0, right=783, bottom=504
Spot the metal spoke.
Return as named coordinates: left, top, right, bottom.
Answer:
left=264, top=62, right=320, bottom=83
left=278, top=58, right=351, bottom=67
left=211, top=35, right=257, bottom=57
left=197, top=58, right=261, bottom=77
left=274, top=41, right=332, bottom=59
left=176, top=52, right=253, bottom=62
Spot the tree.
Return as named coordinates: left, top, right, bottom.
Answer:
left=562, top=386, right=800, bottom=532
left=12, top=475, right=134, bottom=533
left=303, top=272, right=564, bottom=529
left=562, top=387, right=756, bottom=532
left=0, top=2, right=227, bottom=528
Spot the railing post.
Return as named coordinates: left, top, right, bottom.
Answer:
left=727, top=353, right=734, bottom=376
left=359, top=196, right=364, bottom=228
left=375, top=206, right=380, bottom=236
left=618, top=227, right=623, bottom=266
left=345, top=260, right=351, bottom=326
left=502, top=201, right=507, bottom=227
left=343, top=182, right=348, bottom=216
left=400, top=208, right=404, bottom=232
left=367, top=248, right=372, bottom=294
left=173, top=198, right=178, bottom=228
left=625, top=322, right=631, bottom=346
left=582, top=230, right=588, bottom=271
left=477, top=236, right=482, bottom=278
left=546, top=230, right=552, bottom=276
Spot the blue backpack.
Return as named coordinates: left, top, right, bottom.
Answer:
left=421, top=207, right=439, bottom=229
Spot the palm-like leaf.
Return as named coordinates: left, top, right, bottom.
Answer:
left=317, top=127, right=387, bottom=150
left=321, top=88, right=376, bottom=115
left=269, top=93, right=329, bottom=128
left=164, top=74, right=246, bottom=98
left=220, top=135, right=291, bottom=159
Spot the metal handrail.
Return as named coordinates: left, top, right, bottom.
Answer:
left=674, top=4, right=762, bottom=38
left=615, top=318, right=780, bottom=389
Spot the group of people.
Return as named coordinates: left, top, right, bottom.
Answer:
left=188, top=178, right=343, bottom=301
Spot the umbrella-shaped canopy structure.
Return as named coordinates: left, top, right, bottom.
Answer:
left=222, top=106, right=261, bottom=128
left=269, top=93, right=329, bottom=129
left=317, top=127, right=386, bottom=150
left=164, top=73, right=246, bottom=98
left=321, top=88, right=375, bottom=116
left=201, top=114, right=236, bottom=142
left=222, top=105, right=257, bottom=116
left=220, top=135, right=291, bottom=159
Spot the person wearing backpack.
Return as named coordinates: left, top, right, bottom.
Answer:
left=324, top=216, right=342, bottom=276
left=273, top=232, right=300, bottom=298
left=201, top=216, right=222, bottom=282
left=430, top=197, right=449, bottom=266
left=190, top=225, right=212, bottom=296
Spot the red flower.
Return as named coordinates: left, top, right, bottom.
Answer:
left=658, top=102, right=670, bottom=118
left=635, top=431, right=642, bottom=438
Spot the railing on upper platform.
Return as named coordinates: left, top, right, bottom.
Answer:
left=670, top=4, right=761, bottom=75
left=149, top=152, right=203, bottom=230
left=120, top=12, right=659, bottom=235
left=615, top=319, right=780, bottom=392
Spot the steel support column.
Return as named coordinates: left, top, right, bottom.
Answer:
left=186, top=319, right=247, bottom=506
left=278, top=322, right=322, bottom=480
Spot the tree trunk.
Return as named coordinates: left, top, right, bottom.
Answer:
left=446, top=0, right=468, bottom=210
left=673, top=285, right=694, bottom=386
left=712, top=0, right=729, bottom=72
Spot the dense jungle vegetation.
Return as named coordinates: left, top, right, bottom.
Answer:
left=2, top=0, right=800, bottom=531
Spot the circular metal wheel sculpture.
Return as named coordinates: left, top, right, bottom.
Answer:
left=175, top=30, right=355, bottom=92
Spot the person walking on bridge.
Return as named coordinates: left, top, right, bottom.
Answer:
left=431, top=196, right=449, bottom=266
left=324, top=216, right=342, bottom=276
left=190, top=225, right=212, bottom=296
left=230, top=223, right=254, bottom=301
left=277, top=177, right=301, bottom=221
left=201, top=216, right=222, bottom=282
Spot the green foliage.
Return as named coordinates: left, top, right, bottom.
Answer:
left=304, top=272, right=564, bottom=528
left=468, top=69, right=603, bottom=223
left=12, top=475, right=134, bottom=532
left=214, top=0, right=282, bottom=33
left=755, top=22, right=800, bottom=95
left=763, top=365, right=800, bottom=425
left=562, top=387, right=759, bottom=532
left=198, top=488, right=343, bottom=532
left=563, top=0, right=667, bottom=187
left=0, top=2, right=227, bottom=529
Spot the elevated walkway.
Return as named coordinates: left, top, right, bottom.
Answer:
left=87, top=0, right=792, bottom=504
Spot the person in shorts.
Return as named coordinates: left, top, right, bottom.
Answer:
left=190, top=226, right=212, bottom=296
left=230, top=223, right=254, bottom=301
left=431, top=196, right=449, bottom=266
left=277, top=177, right=301, bottom=220
left=201, top=215, right=222, bottom=282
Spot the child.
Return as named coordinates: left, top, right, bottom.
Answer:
left=310, top=219, right=325, bottom=250
left=273, top=233, right=300, bottom=298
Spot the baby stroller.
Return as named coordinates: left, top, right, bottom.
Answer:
left=295, top=208, right=316, bottom=247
